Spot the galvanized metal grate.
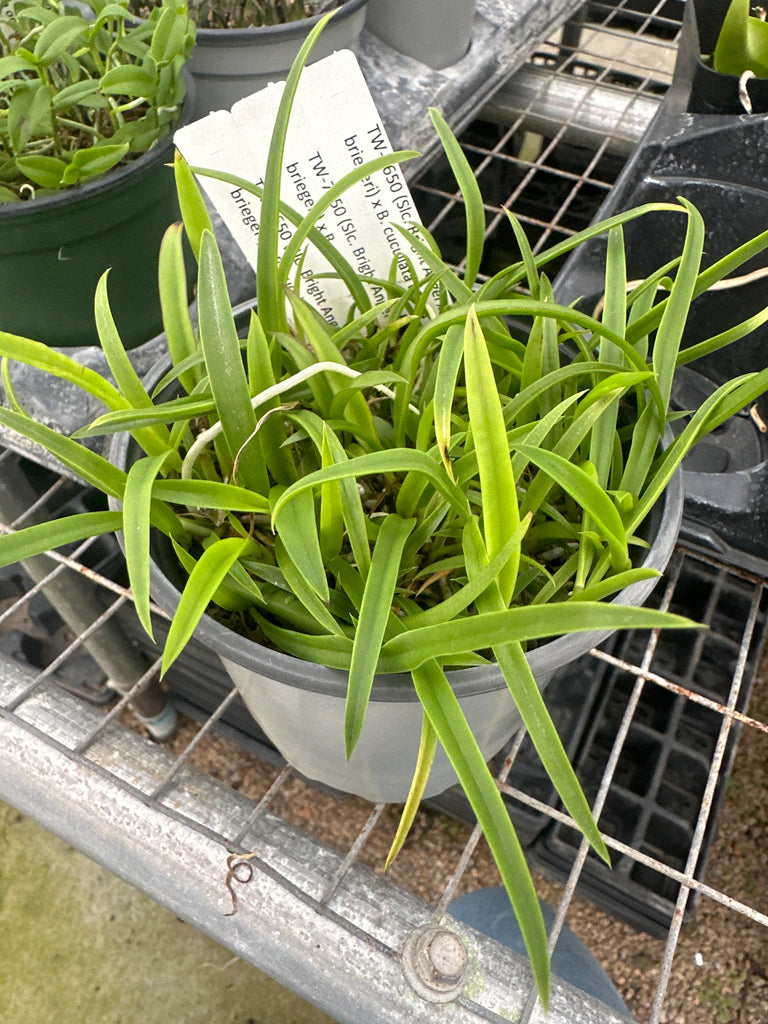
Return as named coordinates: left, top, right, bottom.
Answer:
left=2, top=446, right=767, bottom=1023
left=413, top=0, right=684, bottom=282
left=2, top=3, right=768, bottom=1023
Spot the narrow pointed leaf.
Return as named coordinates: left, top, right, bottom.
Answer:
left=0, top=512, right=123, bottom=569
left=385, top=711, right=438, bottom=869
left=123, top=452, right=172, bottom=638
left=272, top=449, right=471, bottom=528
left=515, top=443, right=630, bottom=570
left=378, top=603, right=699, bottom=673
left=429, top=107, right=485, bottom=288
left=464, top=308, right=520, bottom=604
left=198, top=230, right=265, bottom=492
left=273, top=486, right=328, bottom=602
left=433, top=324, right=464, bottom=477
left=174, top=151, right=214, bottom=262
left=275, top=537, right=343, bottom=636
left=162, top=537, right=250, bottom=674
left=151, top=478, right=270, bottom=512
left=346, top=515, right=415, bottom=757
left=411, top=661, right=550, bottom=1006
left=159, top=222, right=199, bottom=394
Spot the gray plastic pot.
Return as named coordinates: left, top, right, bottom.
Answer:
left=187, top=0, right=368, bottom=115
left=0, top=79, right=195, bottom=351
left=365, top=0, right=476, bottom=69
left=109, top=360, right=683, bottom=803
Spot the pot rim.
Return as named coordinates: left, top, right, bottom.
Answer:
left=109, top=350, right=684, bottom=703
left=193, top=0, right=367, bottom=43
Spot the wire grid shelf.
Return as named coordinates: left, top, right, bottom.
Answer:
left=413, top=0, right=684, bottom=284
left=2, top=453, right=768, bottom=1024
left=3, top=3, right=768, bottom=1022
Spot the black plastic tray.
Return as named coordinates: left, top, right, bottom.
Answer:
left=425, top=643, right=616, bottom=849
left=528, top=548, right=768, bottom=937
left=552, top=0, right=768, bottom=569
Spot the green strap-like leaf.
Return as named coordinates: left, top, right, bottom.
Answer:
left=590, top=224, right=627, bottom=486
left=429, top=107, right=485, bottom=288
left=253, top=613, right=354, bottom=668
left=515, top=443, right=630, bottom=571
left=245, top=311, right=295, bottom=485
left=385, top=710, right=438, bottom=869
left=272, top=485, right=329, bottom=603
left=345, top=514, right=415, bottom=757
left=465, top=308, right=520, bottom=605
left=411, top=660, right=550, bottom=1006
left=275, top=536, right=343, bottom=637
left=0, top=512, right=123, bottom=569
left=629, top=366, right=768, bottom=532
left=94, top=272, right=171, bottom=454
left=378, top=602, right=699, bottom=673
left=197, top=230, right=266, bottom=493
left=652, top=199, right=705, bottom=412
left=0, top=406, right=127, bottom=498
left=162, top=537, right=250, bottom=675
left=272, top=448, right=470, bottom=529
left=433, top=324, right=465, bottom=478
left=76, top=394, right=217, bottom=438
left=191, top=165, right=371, bottom=320
left=462, top=518, right=609, bottom=865
left=123, top=452, right=173, bottom=638
left=319, top=424, right=344, bottom=563
left=158, top=222, right=199, bottom=394
left=173, top=538, right=258, bottom=613
left=0, top=331, right=131, bottom=412
left=498, top=640, right=609, bottom=862
left=405, top=526, right=527, bottom=629
left=174, top=151, right=214, bottom=262
left=289, top=295, right=377, bottom=443
left=257, top=12, right=336, bottom=334
left=151, top=478, right=269, bottom=513
left=504, top=210, right=540, bottom=300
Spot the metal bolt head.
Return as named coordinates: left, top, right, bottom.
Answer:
left=402, top=925, right=469, bottom=1002
left=426, top=929, right=468, bottom=983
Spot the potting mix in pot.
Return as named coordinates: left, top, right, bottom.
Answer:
left=3, top=13, right=768, bottom=1005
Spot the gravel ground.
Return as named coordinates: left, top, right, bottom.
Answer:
left=158, top=656, right=768, bottom=1024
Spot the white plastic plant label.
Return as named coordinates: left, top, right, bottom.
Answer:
left=174, top=49, right=430, bottom=325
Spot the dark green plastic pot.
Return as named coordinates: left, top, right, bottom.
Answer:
left=0, top=81, right=195, bottom=350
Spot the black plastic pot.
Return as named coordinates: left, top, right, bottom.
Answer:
left=553, top=65, right=768, bottom=565
left=678, top=0, right=768, bottom=114
left=0, top=81, right=196, bottom=350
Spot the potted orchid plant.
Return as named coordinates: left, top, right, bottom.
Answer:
left=3, top=15, right=768, bottom=1006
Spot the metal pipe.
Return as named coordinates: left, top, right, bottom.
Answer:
left=0, top=455, right=176, bottom=739
left=480, top=65, right=660, bottom=156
